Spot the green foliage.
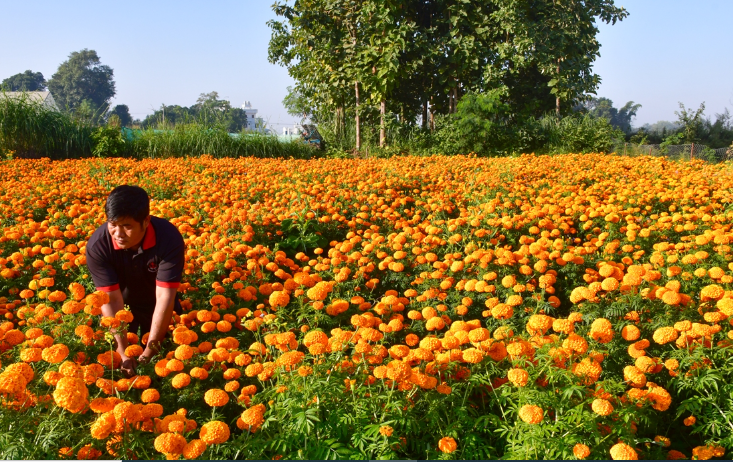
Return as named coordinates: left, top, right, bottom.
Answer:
left=536, top=113, right=625, bottom=154
left=91, top=124, right=128, bottom=158
left=107, top=104, right=133, bottom=127
left=0, top=90, right=94, bottom=158
left=583, top=97, right=641, bottom=135
left=1, top=70, right=47, bottom=92
left=47, top=49, right=116, bottom=114
left=675, top=102, right=706, bottom=143
left=269, top=0, right=629, bottom=151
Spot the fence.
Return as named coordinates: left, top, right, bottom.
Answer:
left=619, top=142, right=733, bottom=162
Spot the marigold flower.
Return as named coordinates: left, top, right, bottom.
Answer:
left=204, top=389, right=229, bottom=407
left=182, top=439, right=207, bottom=459
left=155, top=432, right=187, bottom=455
left=610, top=442, right=638, bottom=460
left=53, top=377, right=89, bottom=413
left=171, top=373, right=191, bottom=389
left=438, top=436, right=457, bottom=453
left=573, top=443, right=590, bottom=459
left=200, top=421, right=230, bottom=445
left=652, top=326, right=678, bottom=345
left=507, top=368, right=529, bottom=387
left=591, top=398, right=614, bottom=416
left=518, top=404, right=543, bottom=424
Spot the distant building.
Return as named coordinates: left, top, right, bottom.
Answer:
left=283, top=125, right=302, bottom=136
left=1, top=91, right=59, bottom=111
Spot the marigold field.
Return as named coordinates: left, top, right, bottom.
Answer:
left=1, top=153, right=732, bottom=460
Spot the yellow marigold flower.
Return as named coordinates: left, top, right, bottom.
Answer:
left=204, top=389, right=229, bottom=407
left=573, top=443, right=591, bottom=459
left=610, top=442, right=638, bottom=460
left=200, top=421, right=230, bottom=445
left=154, top=433, right=187, bottom=455
left=518, top=404, right=543, bottom=424
left=591, top=398, right=614, bottom=416
left=438, top=436, right=457, bottom=454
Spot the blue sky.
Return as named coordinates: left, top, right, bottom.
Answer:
left=2, top=0, right=731, bottom=128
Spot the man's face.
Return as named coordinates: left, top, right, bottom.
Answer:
left=107, top=216, right=149, bottom=249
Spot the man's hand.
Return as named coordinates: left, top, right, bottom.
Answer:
left=120, top=353, right=137, bottom=378
left=138, top=342, right=161, bottom=365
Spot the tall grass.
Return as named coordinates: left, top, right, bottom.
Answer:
left=0, top=90, right=94, bottom=158
left=127, top=124, right=319, bottom=159
left=0, top=91, right=319, bottom=160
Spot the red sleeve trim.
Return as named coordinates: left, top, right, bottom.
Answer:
left=156, top=281, right=180, bottom=289
left=96, top=284, right=120, bottom=292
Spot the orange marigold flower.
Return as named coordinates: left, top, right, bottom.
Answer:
left=182, top=439, right=207, bottom=459
left=573, top=443, right=591, bottom=459
left=518, top=404, right=543, bottom=424
left=200, top=421, right=230, bottom=445
left=652, top=327, right=678, bottom=345
left=204, top=389, right=229, bottom=407
left=507, top=368, right=529, bottom=387
left=41, top=343, right=70, bottom=363
left=438, top=436, right=457, bottom=454
left=154, top=433, right=187, bottom=455
left=53, top=377, right=89, bottom=413
left=610, top=442, right=638, bottom=460
left=171, top=373, right=191, bottom=389
left=589, top=318, right=614, bottom=343
left=591, top=398, right=614, bottom=416
left=379, top=425, right=393, bottom=437
left=683, top=415, right=696, bottom=426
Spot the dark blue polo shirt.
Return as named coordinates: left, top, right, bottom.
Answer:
left=85, top=216, right=185, bottom=307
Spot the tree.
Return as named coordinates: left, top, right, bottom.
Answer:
left=47, top=49, right=116, bottom=114
left=1, top=70, right=47, bottom=91
left=585, top=97, right=641, bottom=134
left=268, top=0, right=628, bottom=150
left=107, top=104, right=132, bottom=127
left=675, top=102, right=706, bottom=143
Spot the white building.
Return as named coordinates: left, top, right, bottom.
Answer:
left=282, top=125, right=302, bottom=136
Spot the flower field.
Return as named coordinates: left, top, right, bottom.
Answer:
left=1, top=153, right=732, bottom=460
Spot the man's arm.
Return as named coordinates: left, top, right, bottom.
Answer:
left=99, top=289, right=136, bottom=376
left=140, top=286, right=177, bottom=362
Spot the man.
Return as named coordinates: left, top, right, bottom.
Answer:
left=86, top=185, right=185, bottom=376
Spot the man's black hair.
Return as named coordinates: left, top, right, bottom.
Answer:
left=105, top=185, right=150, bottom=224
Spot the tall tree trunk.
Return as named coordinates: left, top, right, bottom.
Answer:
left=380, top=100, right=386, bottom=147
left=355, top=81, right=361, bottom=151
left=422, top=100, right=428, bottom=130
left=555, top=60, right=561, bottom=116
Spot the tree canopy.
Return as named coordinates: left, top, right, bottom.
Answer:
left=584, top=97, right=641, bottom=134
left=268, top=0, right=628, bottom=135
left=1, top=70, right=47, bottom=92
left=107, top=104, right=133, bottom=127
left=47, top=49, right=116, bottom=114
